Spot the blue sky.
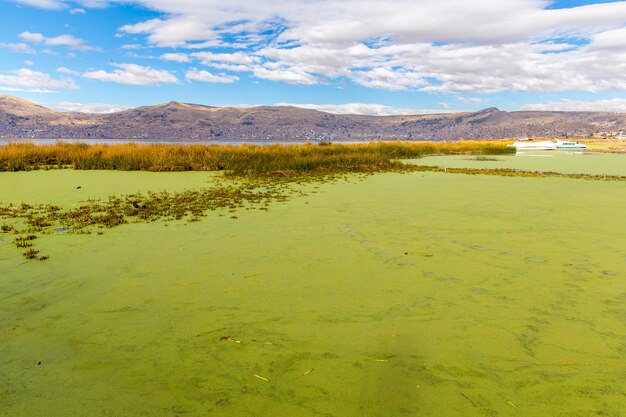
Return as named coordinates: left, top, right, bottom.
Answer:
left=1, top=0, right=626, bottom=114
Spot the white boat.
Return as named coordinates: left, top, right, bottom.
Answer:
left=555, top=139, right=587, bottom=149
left=509, top=140, right=557, bottom=150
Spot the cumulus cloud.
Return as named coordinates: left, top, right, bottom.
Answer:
left=49, top=101, right=132, bottom=113
left=274, top=102, right=455, bottom=116
left=56, top=66, right=80, bottom=75
left=112, top=1, right=626, bottom=47
left=12, top=0, right=626, bottom=93
left=115, top=0, right=626, bottom=91
left=0, top=42, right=35, bottom=54
left=191, top=51, right=260, bottom=66
left=0, top=68, right=79, bottom=91
left=19, top=31, right=96, bottom=51
left=185, top=68, right=238, bottom=83
left=522, top=98, right=626, bottom=112
left=160, top=52, right=190, bottom=62
left=352, top=67, right=427, bottom=91
left=83, top=63, right=178, bottom=85
left=253, top=65, right=319, bottom=85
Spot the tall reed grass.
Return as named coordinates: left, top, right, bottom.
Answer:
left=0, top=141, right=513, bottom=174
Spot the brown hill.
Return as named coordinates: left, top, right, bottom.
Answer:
left=1, top=95, right=625, bottom=140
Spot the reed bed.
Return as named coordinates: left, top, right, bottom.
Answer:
left=0, top=141, right=513, bottom=174
left=3, top=141, right=624, bottom=262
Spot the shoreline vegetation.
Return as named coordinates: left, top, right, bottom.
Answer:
left=0, top=141, right=513, bottom=174
left=1, top=141, right=625, bottom=262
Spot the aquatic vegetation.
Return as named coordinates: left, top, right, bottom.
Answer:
left=3, top=167, right=624, bottom=417
left=22, top=248, right=40, bottom=259
left=1, top=223, right=16, bottom=233
left=0, top=141, right=514, bottom=173
left=0, top=175, right=300, bottom=260
left=14, top=234, right=37, bottom=248
left=407, top=165, right=626, bottom=181
left=1, top=161, right=624, bottom=262
left=463, top=156, right=502, bottom=161
left=1, top=143, right=623, bottom=263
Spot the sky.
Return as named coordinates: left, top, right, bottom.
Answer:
left=1, top=0, right=626, bottom=115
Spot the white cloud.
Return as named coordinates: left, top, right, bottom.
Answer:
left=522, top=98, right=626, bottom=112
left=120, top=43, right=143, bottom=50
left=0, top=68, right=78, bottom=91
left=0, top=87, right=56, bottom=93
left=113, top=1, right=626, bottom=92
left=191, top=51, right=260, bottom=66
left=0, top=42, right=35, bottom=54
left=24, top=60, right=34, bottom=66
left=119, top=18, right=163, bottom=35
left=13, top=0, right=107, bottom=8
left=253, top=65, right=319, bottom=85
left=352, top=67, right=427, bottom=91
left=70, top=8, right=86, bottom=14
left=83, top=63, right=178, bottom=85
left=56, top=66, right=80, bottom=75
left=160, top=52, right=190, bottom=62
left=19, top=31, right=96, bottom=51
left=456, top=97, right=483, bottom=104
left=274, top=102, right=455, bottom=116
left=12, top=0, right=65, bottom=9
left=49, top=101, right=132, bottom=113
left=112, top=1, right=626, bottom=47
left=12, top=0, right=626, bottom=93
left=185, top=68, right=238, bottom=83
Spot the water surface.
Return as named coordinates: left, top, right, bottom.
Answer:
left=412, top=151, right=626, bottom=176
left=1, top=167, right=624, bottom=417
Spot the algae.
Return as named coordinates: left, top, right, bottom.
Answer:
left=412, top=151, right=626, bottom=176
left=0, top=159, right=625, bottom=417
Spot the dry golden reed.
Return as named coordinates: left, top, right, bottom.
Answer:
left=0, top=141, right=514, bottom=174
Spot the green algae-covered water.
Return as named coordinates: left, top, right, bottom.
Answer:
left=1, top=156, right=625, bottom=417
left=411, top=151, right=626, bottom=176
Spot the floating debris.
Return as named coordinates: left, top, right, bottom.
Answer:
left=461, top=392, right=478, bottom=408
left=253, top=374, right=269, bottom=382
left=303, top=368, right=314, bottom=375
left=220, top=336, right=242, bottom=344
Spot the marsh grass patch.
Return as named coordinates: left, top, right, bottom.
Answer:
left=1, top=142, right=624, bottom=262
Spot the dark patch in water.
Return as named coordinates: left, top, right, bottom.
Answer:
left=54, top=227, right=69, bottom=232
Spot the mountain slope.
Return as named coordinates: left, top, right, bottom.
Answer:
left=0, top=95, right=624, bottom=140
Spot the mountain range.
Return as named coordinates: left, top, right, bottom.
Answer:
left=1, top=95, right=625, bottom=141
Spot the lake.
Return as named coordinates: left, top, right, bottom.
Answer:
left=1, top=153, right=624, bottom=416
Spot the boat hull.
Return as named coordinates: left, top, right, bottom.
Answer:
left=556, top=145, right=587, bottom=149
left=511, top=141, right=557, bottom=151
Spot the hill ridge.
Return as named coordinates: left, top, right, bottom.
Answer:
left=1, top=95, right=624, bottom=140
